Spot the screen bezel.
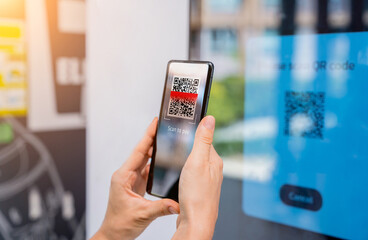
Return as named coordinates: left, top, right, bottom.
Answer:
left=146, top=60, right=214, bottom=199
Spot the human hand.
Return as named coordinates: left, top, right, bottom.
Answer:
left=91, top=118, right=180, bottom=240
left=173, top=116, right=223, bottom=240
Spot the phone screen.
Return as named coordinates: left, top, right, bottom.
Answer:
left=147, top=61, right=213, bottom=200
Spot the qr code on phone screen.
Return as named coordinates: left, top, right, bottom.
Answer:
left=167, top=76, right=200, bottom=120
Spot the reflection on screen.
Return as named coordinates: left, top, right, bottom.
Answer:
left=150, top=62, right=209, bottom=199
left=242, top=32, right=368, bottom=239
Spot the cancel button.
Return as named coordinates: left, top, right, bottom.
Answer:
left=280, top=184, right=322, bottom=211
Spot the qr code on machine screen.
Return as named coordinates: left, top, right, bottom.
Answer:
left=284, top=91, right=325, bottom=139
left=167, top=76, right=200, bottom=120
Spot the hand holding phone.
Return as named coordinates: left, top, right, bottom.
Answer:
left=93, top=61, right=220, bottom=240
left=146, top=60, right=214, bottom=201
left=91, top=118, right=179, bottom=240
left=173, top=116, right=223, bottom=240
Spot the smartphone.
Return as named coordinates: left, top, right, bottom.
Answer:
left=146, top=60, right=214, bottom=202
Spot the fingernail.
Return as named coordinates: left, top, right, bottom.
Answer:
left=203, top=116, right=215, bottom=130
left=168, top=206, right=179, bottom=214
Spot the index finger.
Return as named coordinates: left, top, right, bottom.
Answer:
left=123, top=117, right=158, bottom=171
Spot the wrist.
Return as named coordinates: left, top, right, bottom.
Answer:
left=92, top=219, right=134, bottom=240
left=90, top=229, right=110, bottom=240
left=174, top=220, right=214, bottom=240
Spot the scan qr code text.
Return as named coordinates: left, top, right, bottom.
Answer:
left=167, top=76, right=200, bottom=120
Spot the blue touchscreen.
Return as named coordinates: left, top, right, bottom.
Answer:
left=242, top=32, right=368, bottom=239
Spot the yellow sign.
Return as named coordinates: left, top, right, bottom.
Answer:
left=0, top=18, right=26, bottom=116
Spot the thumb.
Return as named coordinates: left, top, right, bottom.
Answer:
left=191, top=116, right=216, bottom=159
left=145, top=199, right=179, bottom=220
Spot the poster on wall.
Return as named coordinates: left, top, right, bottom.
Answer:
left=0, top=0, right=86, bottom=239
left=27, top=0, right=86, bottom=131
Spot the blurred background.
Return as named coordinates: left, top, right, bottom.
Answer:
left=190, top=1, right=368, bottom=239
left=0, top=0, right=85, bottom=239
left=1, top=0, right=368, bottom=239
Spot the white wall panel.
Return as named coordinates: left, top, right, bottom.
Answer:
left=86, top=1, right=189, bottom=238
